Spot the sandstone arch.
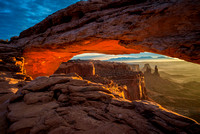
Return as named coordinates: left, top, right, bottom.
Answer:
left=0, top=0, right=199, bottom=78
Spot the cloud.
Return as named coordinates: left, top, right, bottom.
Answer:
left=107, top=56, right=154, bottom=61
left=71, top=52, right=173, bottom=61
left=72, top=53, right=110, bottom=60
left=0, top=0, right=80, bottom=40
left=0, top=9, right=12, bottom=13
left=107, top=56, right=171, bottom=61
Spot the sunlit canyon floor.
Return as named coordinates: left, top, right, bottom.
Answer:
left=72, top=52, right=200, bottom=122
left=114, top=60, right=200, bottom=122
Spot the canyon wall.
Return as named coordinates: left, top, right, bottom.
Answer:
left=55, top=60, right=148, bottom=100
left=0, top=57, right=32, bottom=133
left=0, top=57, right=32, bottom=99
left=0, top=0, right=199, bottom=78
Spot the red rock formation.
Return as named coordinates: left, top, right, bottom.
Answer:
left=0, top=57, right=32, bottom=95
left=0, top=57, right=32, bottom=134
left=6, top=74, right=200, bottom=134
left=55, top=60, right=148, bottom=100
left=23, top=40, right=139, bottom=78
left=0, top=0, right=199, bottom=78
left=55, top=60, right=95, bottom=77
left=153, top=65, right=160, bottom=77
left=142, top=63, right=152, bottom=75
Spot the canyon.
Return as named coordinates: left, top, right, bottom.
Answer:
left=142, top=63, right=200, bottom=122
left=54, top=60, right=148, bottom=100
left=0, top=0, right=200, bottom=133
left=0, top=58, right=200, bottom=133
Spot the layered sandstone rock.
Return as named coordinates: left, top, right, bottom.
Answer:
left=0, top=57, right=32, bottom=134
left=0, top=57, right=32, bottom=96
left=142, top=63, right=160, bottom=77
left=6, top=74, right=200, bottom=134
left=0, top=0, right=199, bottom=78
left=91, top=60, right=148, bottom=100
left=55, top=60, right=148, bottom=100
left=55, top=60, right=95, bottom=77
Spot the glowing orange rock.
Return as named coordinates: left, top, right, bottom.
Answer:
left=24, top=40, right=141, bottom=78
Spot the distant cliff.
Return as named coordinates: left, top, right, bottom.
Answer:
left=142, top=63, right=200, bottom=122
left=54, top=60, right=148, bottom=100
left=142, top=63, right=160, bottom=77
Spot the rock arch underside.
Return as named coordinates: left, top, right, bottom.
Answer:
left=0, top=0, right=200, bottom=78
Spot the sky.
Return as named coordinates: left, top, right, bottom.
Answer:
left=71, top=52, right=182, bottom=62
left=0, top=0, right=80, bottom=40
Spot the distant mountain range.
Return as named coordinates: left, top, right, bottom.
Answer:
left=107, top=56, right=170, bottom=61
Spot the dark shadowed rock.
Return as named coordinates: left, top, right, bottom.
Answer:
left=0, top=57, right=32, bottom=133
left=24, top=92, right=54, bottom=104
left=6, top=75, right=200, bottom=134
left=153, top=65, right=160, bottom=77
left=54, top=60, right=95, bottom=77
left=20, top=76, right=71, bottom=92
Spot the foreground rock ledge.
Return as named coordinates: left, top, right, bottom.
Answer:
left=0, top=0, right=200, bottom=78
left=7, top=74, right=200, bottom=134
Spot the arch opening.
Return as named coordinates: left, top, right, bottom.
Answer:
left=23, top=40, right=143, bottom=78
left=56, top=52, right=200, bottom=122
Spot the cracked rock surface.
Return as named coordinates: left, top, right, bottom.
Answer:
left=7, top=74, right=200, bottom=134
